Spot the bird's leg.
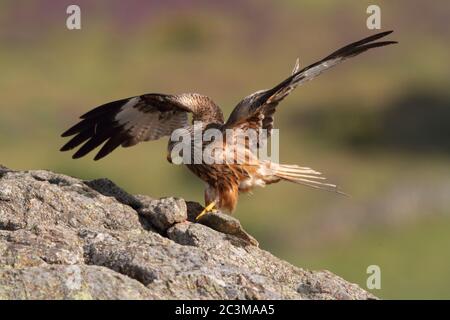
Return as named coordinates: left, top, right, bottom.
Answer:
left=195, top=201, right=217, bottom=221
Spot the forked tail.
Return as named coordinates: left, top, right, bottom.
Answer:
left=273, top=164, right=345, bottom=195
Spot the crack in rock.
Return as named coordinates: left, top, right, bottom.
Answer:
left=0, top=166, right=376, bottom=300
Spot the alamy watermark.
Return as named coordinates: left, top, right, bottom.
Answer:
left=66, top=5, right=81, bottom=30
left=67, top=4, right=383, bottom=32
left=168, top=122, right=280, bottom=166
left=366, top=5, right=381, bottom=30
left=366, top=265, right=381, bottom=290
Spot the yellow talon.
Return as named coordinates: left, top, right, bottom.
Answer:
left=195, top=201, right=216, bottom=221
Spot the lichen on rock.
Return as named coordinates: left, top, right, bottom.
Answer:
left=0, top=166, right=375, bottom=300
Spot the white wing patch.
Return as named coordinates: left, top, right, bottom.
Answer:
left=115, top=96, right=189, bottom=143
left=115, top=97, right=142, bottom=128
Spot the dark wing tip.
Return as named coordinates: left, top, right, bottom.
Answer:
left=93, top=151, right=110, bottom=161
left=373, top=40, right=398, bottom=47
left=80, top=97, right=130, bottom=119
left=60, top=145, right=71, bottom=152
left=346, top=40, right=398, bottom=57
left=71, top=153, right=83, bottom=160
left=60, top=119, right=91, bottom=138
left=61, top=127, right=76, bottom=138
left=61, top=98, right=134, bottom=159
left=71, top=148, right=88, bottom=159
left=375, top=30, right=393, bottom=37
left=357, top=30, right=395, bottom=44
left=93, top=134, right=128, bottom=161
left=326, top=30, right=396, bottom=60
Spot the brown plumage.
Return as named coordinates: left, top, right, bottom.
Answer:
left=61, top=31, right=396, bottom=215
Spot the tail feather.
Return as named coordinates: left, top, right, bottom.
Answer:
left=274, top=164, right=322, bottom=175
left=274, top=164, right=345, bottom=195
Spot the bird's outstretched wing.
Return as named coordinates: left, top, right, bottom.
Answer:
left=224, top=30, right=397, bottom=132
left=61, top=94, right=192, bottom=160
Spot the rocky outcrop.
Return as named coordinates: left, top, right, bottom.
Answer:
left=0, top=166, right=375, bottom=300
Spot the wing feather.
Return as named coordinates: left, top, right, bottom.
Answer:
left=225, top=31, right=397, bottom=132
left=61, top=94, right=191, bottom=160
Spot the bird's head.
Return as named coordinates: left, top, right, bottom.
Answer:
left=173, top=93, right=224, bottom=124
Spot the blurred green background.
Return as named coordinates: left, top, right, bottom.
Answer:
left=1, top=0, right=449, bottom=299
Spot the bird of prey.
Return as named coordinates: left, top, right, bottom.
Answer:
left=61, top=31, right=396, bottom=220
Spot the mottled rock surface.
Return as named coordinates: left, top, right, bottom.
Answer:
left=0, top=166, right=375, bottom=300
